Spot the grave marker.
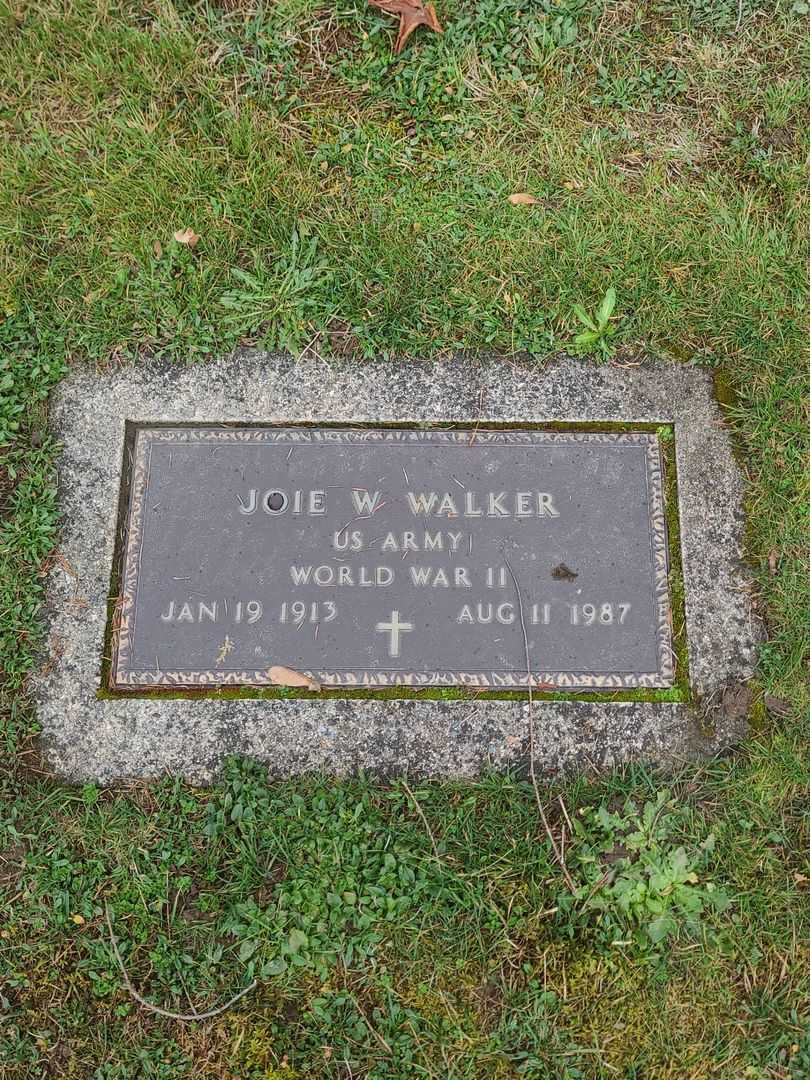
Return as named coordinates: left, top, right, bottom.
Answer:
left=111, top=426, right=674, bottom=690
left=33, top=354, right=760, bottom=780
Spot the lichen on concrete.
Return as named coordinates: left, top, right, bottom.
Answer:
left=32, top=351, right=761, bottom=782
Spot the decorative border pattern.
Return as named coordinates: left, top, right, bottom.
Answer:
left=111, top=427, right=675, bottom=691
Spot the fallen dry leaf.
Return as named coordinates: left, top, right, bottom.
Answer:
left=153, top=239, right=162, bottom=259
left=508, top=192, right=539, bottom=206
left=551, top=562, right=579, bottom=582
left=173, top=227, right=200, bottom=248
left=368, top=0, right=443, bottom=54
left=268, top=665, right=321, bottom=691
left=768, top=547, right=780, bottom=575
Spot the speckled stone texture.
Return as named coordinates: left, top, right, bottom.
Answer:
left=33, top=352, right=761, bottom=782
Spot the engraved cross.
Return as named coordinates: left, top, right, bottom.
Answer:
left=375, top=610, right=413, bottom=658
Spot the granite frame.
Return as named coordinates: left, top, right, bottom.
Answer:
left=32, top=352, right=761, bottom=781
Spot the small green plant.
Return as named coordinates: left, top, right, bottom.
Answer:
left=571, top=287, right=619, bottom=359
left=219, top=228, right=333, bottom=353
left=566, top=790, right=729, bottom=951
left=593, top=62, right=687, bottom=110
left=203, top=761, right=454, bottom=981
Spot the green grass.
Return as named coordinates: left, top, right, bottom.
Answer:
left=1, top=0, right=809, bottom=1075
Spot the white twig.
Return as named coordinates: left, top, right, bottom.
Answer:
left=558, top=795, right=574, bottom=834
left=105, top=906, right=257, bottom=1022
left=401, top=779, right=439, bottom=858
left=501, top=550, right=576, bottom=893
left=340, top=961, right=393, bottom=1055
left=353, top=993, right=392, bottom=1054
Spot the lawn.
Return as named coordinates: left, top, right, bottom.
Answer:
left=1, top=0, right=809, bottom=1076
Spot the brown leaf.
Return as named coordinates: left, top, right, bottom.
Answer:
left=368, top=0, right=443, bottom=54
left=173, top=227, right=200, bottom=248
left=508, top=192, right=539, bottom=206
left=153, top=239, right=163, bottom=259
left=268, top=665, right=321, bottom=691
left=551, top=562, right=578, bottom=582
left=768, top=547, right=779, bottom=575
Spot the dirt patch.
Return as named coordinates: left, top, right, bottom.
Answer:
left=297, top=8, right=359, bottom=69
left=175, top=880, right=217, bottom=924
left=8, top=735, right=59, bottom=787
left=0, top=841, right=27, bottom=890
left=470, top=976, right=503, bottom=1026
left=322, top=317, right=362, bottom=359
left=0, top=463, right=12, bottom=521
left=612, top=112, right=716, bottom=183
left=719, top=682, right=753, bottom=723
left=214, top=0, right=262, bottom=12
left=699, top=681, right=754, bottom=738
left=254, top=861, right=288, bottom=905
left=764, top=694, right=792, bottom=718
left=600, top=842, right=631, bottom=867
left=761, top=126, right=796, bottom=152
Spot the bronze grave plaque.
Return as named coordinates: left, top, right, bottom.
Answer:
left=110, top=426, right=674, bottom=690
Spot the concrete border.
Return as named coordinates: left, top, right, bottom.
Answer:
left=33, top=352, right=762, bottom=782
